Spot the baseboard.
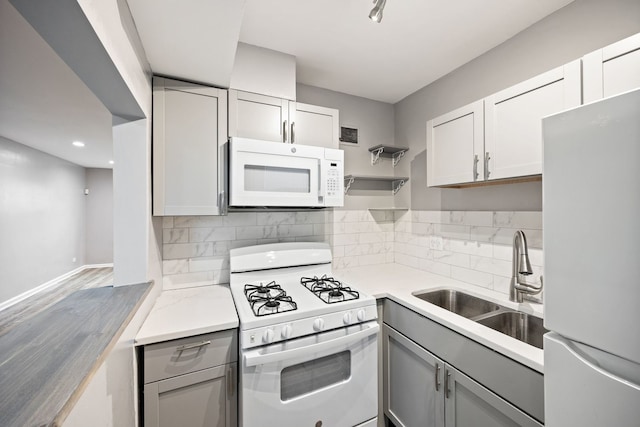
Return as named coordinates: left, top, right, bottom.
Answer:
left=0, top=263, right=113, bottom=312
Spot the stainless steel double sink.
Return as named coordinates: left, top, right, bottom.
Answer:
left=414, top=289, right=547, bottom=349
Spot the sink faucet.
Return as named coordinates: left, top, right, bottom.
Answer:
left=510, top=230, right=543, bottom=303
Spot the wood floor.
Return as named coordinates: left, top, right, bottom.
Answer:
left=0, top=267, right=113, bottom=337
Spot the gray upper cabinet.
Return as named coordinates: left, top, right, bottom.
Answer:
left=228, top=89, right=290, bottom=142
left=152, top=77, right=228, bottom=216
left=292, top=102, right=339, bottom=148
left=427, top=59, right=581, bottom=187
left=228, top=89, right=339, bottom=148
left=427, top=100, right=484, bottom=187
left=484, top=59, right=581, bottom=181
left=583, top=32, right=640, bottom=103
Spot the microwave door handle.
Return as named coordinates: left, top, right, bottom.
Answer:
left=244, top=323, right=379, bottom=367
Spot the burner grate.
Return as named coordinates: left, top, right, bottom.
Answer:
left=244, top=282, right=297, bottom=316
left=301, top=275, right=360, bottom=304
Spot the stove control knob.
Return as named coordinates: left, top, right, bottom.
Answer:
left=313, top=318, right=325, bottom=331
left=343, top=312, right=353, bottom=324
left=281, top=325, right=293, bottom=339
left=357, top=309, right=366, bottom=322
left=263, top=329, right=275, bottom=344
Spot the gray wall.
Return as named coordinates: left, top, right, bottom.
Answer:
left=0, top=136, right=86, bottom=302
left=394, top=0, right=640, bottom=211
left=85, top=168, right=113, bottom=264
left=297, top=83, right=398, bottom=209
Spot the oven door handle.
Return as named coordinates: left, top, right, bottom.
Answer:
left=244, top=323, right=379, bottom=367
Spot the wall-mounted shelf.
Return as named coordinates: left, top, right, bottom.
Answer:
left=368, top=145, right=409, bottom=167
left=344, top=175, right=409, bottom=195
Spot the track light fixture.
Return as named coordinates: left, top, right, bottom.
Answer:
left=369, top=0, right=386, bottom=23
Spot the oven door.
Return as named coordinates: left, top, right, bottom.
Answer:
left=240, top=321, right=379, bottom=427
left=229, top=138, right=324, bottom=207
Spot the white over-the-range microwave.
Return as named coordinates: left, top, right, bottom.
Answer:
left=228, top=137, right=344, bottom=208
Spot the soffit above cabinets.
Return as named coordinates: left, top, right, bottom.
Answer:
left=127, top=0, right=246, bottom=88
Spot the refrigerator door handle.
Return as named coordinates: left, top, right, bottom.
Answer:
left=552, top=334, right=640, bottom=388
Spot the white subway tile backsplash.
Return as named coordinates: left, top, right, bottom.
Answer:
left=493, top=212, right=542, bottom=230
left=223, top=212, right=257, bottom=227
left=174, top=216, right=223, bottom=228
left=161, top=209, right=543, bottom=297
left=163, top=243, right=213, bottom=260
left=163, top=228, right=189, bottom=244
left=433, top=224, right=470, bottom=240
left=189, top=227, right=236, bottom=242
left=432, top=250, right=471, bottom=268
left=451, top=267, right=493, bottom=289
left=256, top=212, right=296, bottom=226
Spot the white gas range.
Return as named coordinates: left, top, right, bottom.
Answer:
left=229, top=242, right=378, bottom=427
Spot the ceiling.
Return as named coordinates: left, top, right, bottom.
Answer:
left=239, top=0, right=575, bottom=103
left=128, top=0, right=575, bottom=104
left=0, top=0, right=113, bottom=169
left=1, top=0, right=575, bottom=169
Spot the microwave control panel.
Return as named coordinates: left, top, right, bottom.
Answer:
left=324, top=159, right=344, bottom=206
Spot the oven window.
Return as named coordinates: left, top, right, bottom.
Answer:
left=280, top=351, right=351, bottom=401
left=244, top=165, right=310, bottom=193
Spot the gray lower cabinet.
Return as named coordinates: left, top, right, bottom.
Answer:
left=384, top=325, right=444, bottom=426
left=383, top=300, right=544, bottom=427
left=142, top=329, right=238, bottom=427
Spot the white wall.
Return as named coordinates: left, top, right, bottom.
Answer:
left=394, top=0, right=640, bottom=211
left=297, top=83, right=398, bottom=209
left=0, top=136, right=86, bottom=303
left=85, top=168, right=113, bottom=265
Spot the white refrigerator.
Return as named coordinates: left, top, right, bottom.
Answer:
left=542, top=88, right=640, bottom=426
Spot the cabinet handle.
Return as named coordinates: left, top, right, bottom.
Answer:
left=291, top=121, right=295, bottom=143
left=226, top=366, right=234, bottom=396
left=445, top=369, right=451, bottom=399
left=283, top=120, right=288, bottom=142
left=473, top=154, right=479, bottom=181
left=175, top=340, right=211, bottom=352
left=218, top=192, right=227, bottom=215
left=484, top=152, right=491, bottom=179
left=435, top=363, right=441, bottom=391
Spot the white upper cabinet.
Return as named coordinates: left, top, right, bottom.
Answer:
left=153, top=77, right=227, bottom=216
left=427, top=100, right=484, bottom=187
left=229, top=89, right=340, bottom=148
left=583, top=32, right=640, bottom=103
left=228, top=89, right=289, bottom=142
left=292, top=102, right=339, bottom=148
left=484, top=60, right=581, bottom=181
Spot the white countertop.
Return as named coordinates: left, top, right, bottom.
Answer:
left=135, top=284, right=239, bottom=346
left=335, top=264, right=545, bottom=373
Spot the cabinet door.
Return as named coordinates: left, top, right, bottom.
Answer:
left=144, top=363, right=237, bottom=427
left=444, top=366, right=541, bottom=427
left=383, top=325, right=444, bottom=427
left=228, top=89, right=290, bottom=142
left=583, top=32, right=640, bottom=103
left=484, top=60, right=581, bottom=180
left=291, top=102, right=339, bottom=148
left=427, top=100, right=484, bottom=187
left=152, top=77, right=227, bottom=216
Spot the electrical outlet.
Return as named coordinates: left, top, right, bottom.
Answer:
left=72, top=257, right=77, bottom=263
left=429, top=236, right=443, bottom=251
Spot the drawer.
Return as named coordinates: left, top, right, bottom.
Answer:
left=144, top=329, right=237, bottom=384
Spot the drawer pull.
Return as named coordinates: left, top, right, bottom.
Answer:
left=176, top=340, right=211, bottom=352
